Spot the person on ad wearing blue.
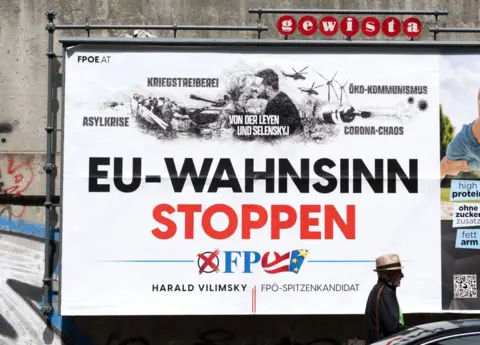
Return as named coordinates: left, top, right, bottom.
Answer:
left=364, top=254, right=407, bottom=344
left=441, top=89, right=480, bottom=179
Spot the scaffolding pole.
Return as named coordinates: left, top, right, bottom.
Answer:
left=57, top=36, right=480, bottom=47
left=42, top=9, right=57, bottom=317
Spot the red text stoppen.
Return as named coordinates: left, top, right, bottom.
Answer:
left=151, top=203, right=356, bottom=240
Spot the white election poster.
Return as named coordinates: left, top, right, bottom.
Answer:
left=61, top=46, right=440, bottom=315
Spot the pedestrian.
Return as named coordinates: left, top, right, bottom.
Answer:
left=364, top=254, right=407, bottom=344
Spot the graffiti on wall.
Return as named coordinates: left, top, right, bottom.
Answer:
left=0, top=154, right=35, bottom=220
left=0, top=223, right=63, bottom=344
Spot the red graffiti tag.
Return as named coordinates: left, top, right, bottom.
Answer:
left=0, top=155, right=34, bottom=219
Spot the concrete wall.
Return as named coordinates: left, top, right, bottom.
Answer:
left=1, top=0, right=480, bottom=344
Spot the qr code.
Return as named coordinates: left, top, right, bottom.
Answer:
left=454, top=274, right=477, bottom=298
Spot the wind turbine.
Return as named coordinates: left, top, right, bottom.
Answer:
left=335, top=79, right=350, bottom=105
left=313, top=70, right=340, bottom=102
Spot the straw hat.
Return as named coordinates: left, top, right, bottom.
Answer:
left=374, top=254, right=404, bottom=271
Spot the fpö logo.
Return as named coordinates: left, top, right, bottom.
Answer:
left=277, top=15, right=422, bottom=38
left=197, top=249, right=309, bottom=274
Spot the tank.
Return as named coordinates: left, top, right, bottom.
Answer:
left=186, top=107, right=223, bottom=125
left=187, top=94, right=229, bottom=125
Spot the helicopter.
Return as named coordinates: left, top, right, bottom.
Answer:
left=282, top=66, right=309, bottom=80
left=299, top=82, right=324, bottom=96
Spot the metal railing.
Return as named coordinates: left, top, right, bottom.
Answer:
left=430, top=27, right=480, bottom=40
left=55, top=24, right=268, bottom=39
left=57, top=36, right=480, bottom=47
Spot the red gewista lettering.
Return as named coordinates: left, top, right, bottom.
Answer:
left=382, top=17, right=401, bottom=37
left=361, top=17, right=381, bottom=37
left=277, top=15, right=296, bottom=36
left=340, top=16, right=360, bottom=37
left=403, top=17, right=422, bottom=38
left=274, top=15, right=420, bottom=38
left=151, top=204, right=356, bottom=240
left=298, top=16, right=317, bottom=36
left=319, top=16, right=339, bottom=36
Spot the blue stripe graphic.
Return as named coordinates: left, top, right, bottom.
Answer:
left=99, top=259, right=375, bottom=263
left=100, top=260, right=194, bottom=263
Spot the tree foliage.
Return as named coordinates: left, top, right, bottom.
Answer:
left=440, top=105, right=454, bottom=160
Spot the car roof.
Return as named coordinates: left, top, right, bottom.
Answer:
left=372, top=319, right=480, bottom=345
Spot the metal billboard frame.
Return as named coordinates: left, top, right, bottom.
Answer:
left=43, top=8, right=480, bottom=317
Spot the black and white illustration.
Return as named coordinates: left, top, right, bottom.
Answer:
left=101, top=61, right=430, bottom=143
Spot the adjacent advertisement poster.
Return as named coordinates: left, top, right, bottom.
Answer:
left=440, top=53, right=480, bottom=310
left=60, top=46, right=440, bottom=315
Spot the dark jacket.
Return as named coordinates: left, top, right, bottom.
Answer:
left=264, top=92, right=304, bottom=136
left=364, top=278, right=407, bottom=344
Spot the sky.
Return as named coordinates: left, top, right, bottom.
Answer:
left=440, top=55, right=480, bottom=135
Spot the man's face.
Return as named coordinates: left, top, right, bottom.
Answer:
left=256, top=78, right=269, bottom=99
left=387, top=270, right=404, bottom=287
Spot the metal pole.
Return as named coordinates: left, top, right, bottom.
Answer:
left=248, top=8, right=449, bottom=16
left=56, top=36, right=480, bottom=47
left=433, top=12, right=439, bottom=40
left=430, top=28, right=480, bottom=40
left=430, top=28, right=480, bottom=33
left=42, top=8, right=56, bottom=317
left=54, top=24, right=268, bottom=31
left=256, top=8, right=263, bottom=39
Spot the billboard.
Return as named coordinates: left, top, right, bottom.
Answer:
left=60, top=44, right=473, bottom=316
left=440, top=53, right=480, bottom=311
